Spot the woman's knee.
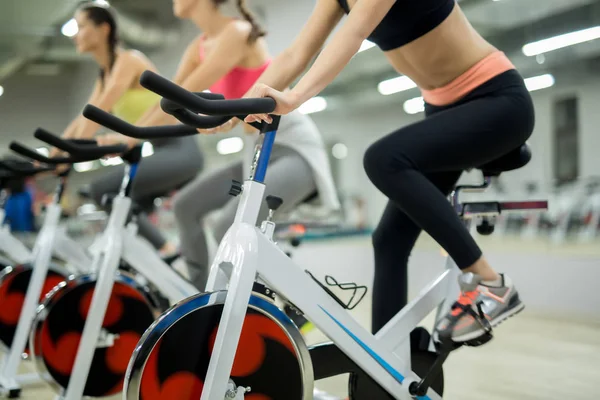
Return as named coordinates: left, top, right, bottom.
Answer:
left=363, top=136, right=412, bottom=189
left=172, top=191, right=193, bottom=224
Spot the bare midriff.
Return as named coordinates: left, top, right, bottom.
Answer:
left=381, top=3, right=515, bottom=105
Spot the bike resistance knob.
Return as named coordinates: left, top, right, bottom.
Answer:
left=229, top=180, right=243, bottom=197
left=266, top=195, right=283, bottom=211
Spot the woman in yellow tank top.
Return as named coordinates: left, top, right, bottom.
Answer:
left=53, top=2, right=204, bottom=256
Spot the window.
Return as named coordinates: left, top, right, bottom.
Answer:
left=553, top=96, right=579, bottom=185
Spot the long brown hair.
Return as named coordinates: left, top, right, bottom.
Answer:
left=77, top=2, right=119, bottom=86
left=213, top=0, right=266, bottom=42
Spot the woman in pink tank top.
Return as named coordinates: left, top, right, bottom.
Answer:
left=96, top=0, right=339, bottom=328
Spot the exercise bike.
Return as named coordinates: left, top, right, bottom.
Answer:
left=0, top=161, right=37, bottom=267
left=0, top=155, right=94, bottom=399
left=9, top=132, right=199, bottom=400
left=84, top=71, right=548, bottom=400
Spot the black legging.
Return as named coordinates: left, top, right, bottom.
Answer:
left=363, top=69, right=535, bottom=333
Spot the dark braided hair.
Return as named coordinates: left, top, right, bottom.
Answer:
left=78, top=2, right=119, bottom=87
left=213, top=0, right=266, bottom=43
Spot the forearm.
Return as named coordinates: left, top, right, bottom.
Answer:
left=137, top=104, right=178, bottom=128
left=289, top=0, right=393, bottom=104
left=290, top=28, right=363, bottom=103
left=255, top=49, right=310, bottom=92
left=62, top=117, right=82, bottom=139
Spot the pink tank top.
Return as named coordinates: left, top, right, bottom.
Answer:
left=199, top=36, right=270, bottom=99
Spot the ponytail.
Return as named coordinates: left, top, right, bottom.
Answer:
left=235, top=0, right=266, bottom=43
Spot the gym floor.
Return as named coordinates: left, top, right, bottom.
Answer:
left=10, top=235, right=600, bottom=400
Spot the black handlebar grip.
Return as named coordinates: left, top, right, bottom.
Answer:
left=194, top=91, right=225, bottom=100
left=34, top=129, right=97, bottom=146
left=83, top=104, right=199, bottom=139
left=9, top=142, right=73, bottom=164
left=140, top=70, right=277, bottom=116
left=0, top=160, right=55, bottom=176
left=34, top=128, right=127, bottom=159
left=159, top=98, right=264, bottom=131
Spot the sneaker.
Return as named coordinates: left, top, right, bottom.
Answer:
left=434, top=273, right=524, bottom=344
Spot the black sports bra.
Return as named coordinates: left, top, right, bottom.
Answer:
left=337, top=0, right=455, bottom=51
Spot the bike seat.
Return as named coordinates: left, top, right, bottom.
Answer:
left=477, top=143, right=531, bottom=177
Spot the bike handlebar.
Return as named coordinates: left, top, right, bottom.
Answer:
left=82, top=105, right=222, bottom=138
left=0, top=159, right=55, bottom=176
left=10, top=130, right=128, bottom=165
left=34, top=129, right=127, bottom=159
left=139, top=70, right=276, bottom=116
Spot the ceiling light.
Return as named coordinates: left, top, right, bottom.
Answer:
left=142, top=142, right=154, bottom=157
left=403, top=97, right=425, bottom=115
left=61, top=18, right=79, bottom=38
left=298, top=96, right=327, bottom=114
left=522, top=26, right=600, bottom=56
left=524, top=74, right=555, bottom=92
left=74, top=161, right=95, bottom=173
left=378, top=76, right=417, bottom=95
left=216, top=137, right=244, bottom=155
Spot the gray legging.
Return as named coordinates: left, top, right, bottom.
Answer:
left=90, top=136, right=203, bottom=250
left=173, top=145, right=316, bottom=291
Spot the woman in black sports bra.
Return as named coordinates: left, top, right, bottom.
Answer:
left=242, top=0, right=535, bottom=344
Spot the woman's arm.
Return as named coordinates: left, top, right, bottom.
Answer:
left=253, top=0, right=344, bottom=91
left=246, top=0, right=394, bottom=122
left=73, top=51, right=142, bottom=139
left=134, top=37, right=203, bottom=129
left=288, top=0, right=394, bottom=103
left=134, top=22, right=251, bottom=129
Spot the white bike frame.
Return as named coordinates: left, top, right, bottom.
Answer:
left=0, top=203, right=66, bottom=394
left=0, top=193, right=33, bottom=264
left=198, top=129, right=547, bottom=400
left=0, top=171, right=95, bottom=396
left=197, top=131, right=438, bottom=400
left=59, top=164, right=197, bottom=400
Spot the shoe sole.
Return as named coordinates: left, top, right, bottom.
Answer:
left=451, top=301, right=525, bottom=343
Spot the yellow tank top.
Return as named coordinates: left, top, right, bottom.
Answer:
left=112, top=89, right=161, bottom=124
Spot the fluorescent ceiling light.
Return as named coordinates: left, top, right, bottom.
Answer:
left=522, top=26, right=600, bottom=56
left=142, top=142, right=154, bottom=158
left=100, top=157, right=123, bottom=166
left=74, top=161, right=95, bottom=173
left=357, top=40, right=376, bottom=53
left=36, top=147, right=49, bottom=157
left=0, top=86, right=4, bottom=97
left=331, top=143, right=348, bottom=160
left=298, top=96, right=327, bottom=114
left=216, top=137, right=244, bottom=155
left=61, top=18, right=78, bottom=37
left=403, top=97, right=425, bottom=115
left=378, top=76, right=417, bottom=95
left=524, top=73, right=555, bottom=92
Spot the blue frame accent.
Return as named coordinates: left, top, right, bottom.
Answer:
left=319, top=305, right=431, bottom=400
left=253, top=130, right=277, bottom=183
left=129, top=163, right=139, bottom=182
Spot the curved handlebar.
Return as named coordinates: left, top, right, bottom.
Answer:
left=34, top=129, right=127, bottom=159
left=0, top=159, right=55, bottom=176
left=140, top=71, right=276, bottom=116
left=82, top=105, right=201, bottom=139
left=10, top=142, right=75, bottom=164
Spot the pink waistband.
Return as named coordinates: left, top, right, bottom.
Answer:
left=421, top=51, right=515, bottom=106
